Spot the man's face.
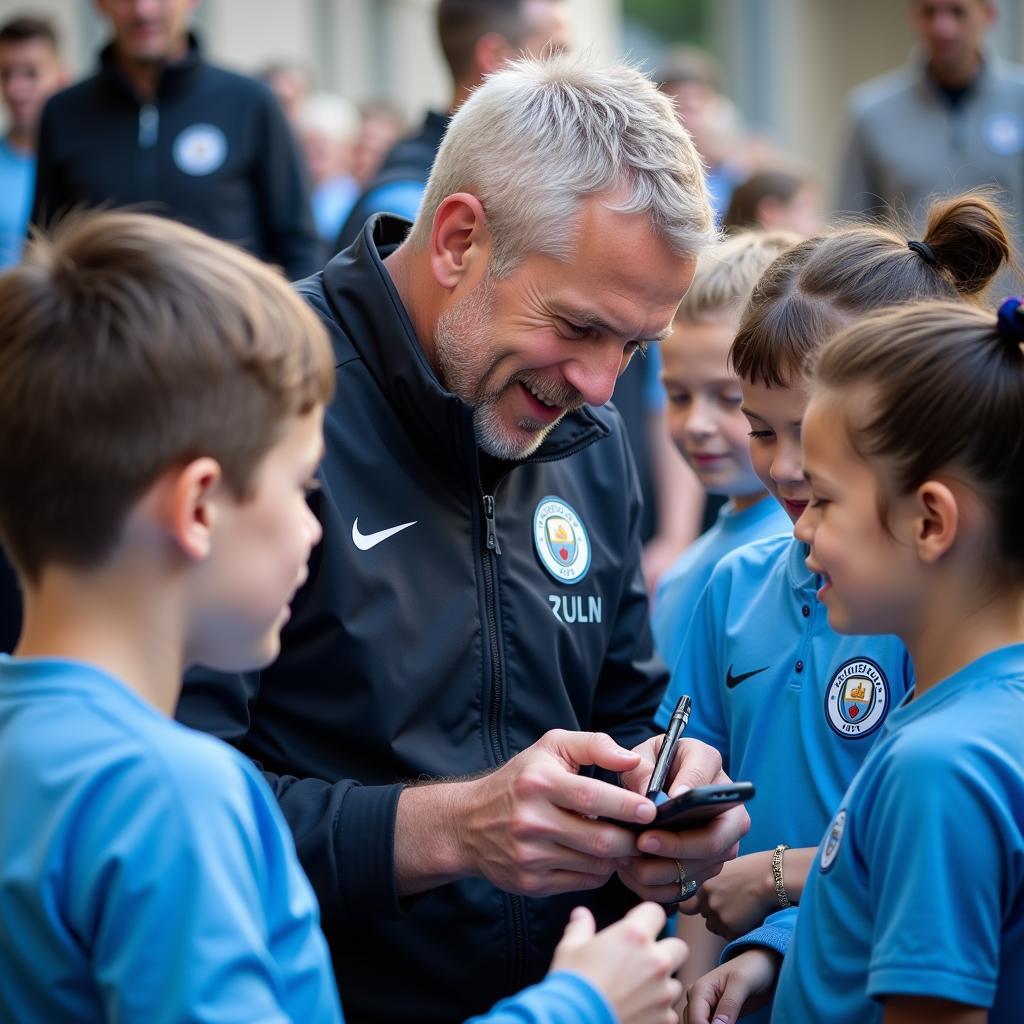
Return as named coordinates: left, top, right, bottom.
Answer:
left=434, top=198, right=696, bottom=460
left=909, top=0, right=995, bottom=76
left=95, top=0, right=197, bottom=63
left=0, top=38, right=63, bottom=136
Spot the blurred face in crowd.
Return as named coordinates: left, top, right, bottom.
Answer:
left=0, top=36, right=63, bottom=138
left=96, top=0, right=198, bottom=64
left=661, top=317, right=765, bottom=507
left=909, top=0, right=995, bottom=82
left=433, top=197, right=694, bottom=460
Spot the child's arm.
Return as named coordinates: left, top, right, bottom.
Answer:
left=683, top=950, right=781, bottom=1024
left=679, top=846, right=816, bottom=939
left=882, top=997, right=986, bottom=1024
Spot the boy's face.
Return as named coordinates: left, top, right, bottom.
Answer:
left=0, top=37, right=63, bottom=136
left=188, top=406, right=325, bottom=672
left=740, top=374, right=811, bottom=523
left=796, top=395, right=918, bottom=635
left=661, top=317, right=765, bottom=502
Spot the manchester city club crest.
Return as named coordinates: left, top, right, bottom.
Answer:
left=819, top=808, right=846, bottom=873
left=533, top=496, right=591, bottom=584
left=173, top=123, right=228, bottom=176
left=824, top=657, right=890, bottom=738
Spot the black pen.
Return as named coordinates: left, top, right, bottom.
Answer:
left=645, top=695, right=691, bottom=800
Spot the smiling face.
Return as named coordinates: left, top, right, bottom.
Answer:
left=661, top=316, right=765, bottom=505
left=795, top=394, right=920, bottom=635
left=434, top=197, right=696, bottom=460
left=187, top=406, right=325, bottom=671
left=740, top=375, right=811, bottom=523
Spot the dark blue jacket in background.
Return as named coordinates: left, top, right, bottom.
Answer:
left=177, top=216, right=666, bottom=1024
left=31, top=35, right=320, bottom=280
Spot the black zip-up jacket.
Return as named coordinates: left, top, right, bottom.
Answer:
left=31, top=35, right=320, bottom=280
left=177, top=216, right=666, bottom=1024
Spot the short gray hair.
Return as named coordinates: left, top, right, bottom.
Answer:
left=408, top=52, right=717, bottom=276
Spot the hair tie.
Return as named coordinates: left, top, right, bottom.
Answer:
left=996, top=297, right=1024, bottom=345
left=907, top=239, right=938, bottom=267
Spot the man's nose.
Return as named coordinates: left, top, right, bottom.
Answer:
left=561, top=344, right=627, bottom=408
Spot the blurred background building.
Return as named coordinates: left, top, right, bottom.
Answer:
left=5, top=0, right=1022, bottom=209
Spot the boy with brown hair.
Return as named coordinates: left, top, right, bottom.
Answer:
left=0, top=210, right=690, bottom=1024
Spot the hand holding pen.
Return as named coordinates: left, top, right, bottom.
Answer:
left=645, top=695, right=691, bottom=800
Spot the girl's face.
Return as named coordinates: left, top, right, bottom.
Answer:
left=739, top=375, right=811, bottom=523
left=795, top=394, right=919, bottom=635
left=661, top=318, right=766, bottom=505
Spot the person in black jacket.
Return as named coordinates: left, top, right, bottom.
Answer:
left=334, top=0, right=570, bottom=252
left=30, top=0, right=319, bottom=280
left=179, top=53, right=748, bottom=1024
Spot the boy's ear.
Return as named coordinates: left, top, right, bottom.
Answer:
left=912, top=479, right=959, bottom=564
left=428, top=192, right=491, bottom=291
left=164, top=457, right=224, bottom=562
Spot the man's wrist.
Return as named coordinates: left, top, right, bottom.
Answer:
left=394, top=779, right=474, bottom=894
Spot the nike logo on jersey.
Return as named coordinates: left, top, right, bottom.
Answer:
left=351, top=517, right=417, bottom=551
left=726, top=664, right=769, bottom=689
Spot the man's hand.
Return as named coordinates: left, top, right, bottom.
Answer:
left=616, top=737, right=749, bottom=903
left=677, top=851, right=775, bottom=939
left=683, top=950, right=780, bottom=1024
left=395, top=730, right=659, bottom=897
left=552, top=903, right=686, bottom=1024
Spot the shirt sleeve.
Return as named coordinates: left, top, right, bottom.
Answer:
left=67, top=741, right=343, bottom=1024
left=722, top=907, right=798, bottom=963
left=465, top=972, right=615, bottom=1024
left=862, top=733, right=1023, bottom=1008
left=657, top=572, right=730, bottom=772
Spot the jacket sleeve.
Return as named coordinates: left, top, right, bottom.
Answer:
left=589, top=422, right=666, bottom=753
left=30, top=96, right=69, bottom=230
left=253, top=86, right=322, bottom=281
left=722, top=907, right=798, bottom=963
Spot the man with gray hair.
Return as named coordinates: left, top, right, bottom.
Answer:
left=180, top=52, right=746, bottom=1024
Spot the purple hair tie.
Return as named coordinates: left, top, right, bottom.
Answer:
left=996, top=297, right=1024, bottom=345
left=907, top=239, right=938, bottom=266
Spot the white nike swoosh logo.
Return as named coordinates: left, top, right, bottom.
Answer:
left=352, top=517, right=417, bottom=551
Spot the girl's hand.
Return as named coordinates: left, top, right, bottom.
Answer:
left=683, top=950, right=780, bottom=1024
left=678, top=851, right=775, bottom=939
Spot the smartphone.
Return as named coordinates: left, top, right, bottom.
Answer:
left=624, top=781, right=755, bottom=834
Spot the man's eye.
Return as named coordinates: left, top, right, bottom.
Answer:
left=559, top=320, right=590, bottom=339
left=626, top=339, right=650, bottom=358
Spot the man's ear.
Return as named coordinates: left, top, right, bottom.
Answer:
left=163, top=457, right=224, bottom=562
left=912, top=479, right=959, bottom=564
left=473, top=31, right=512, bottom=76
left=428, top=192, right=490, bottom=291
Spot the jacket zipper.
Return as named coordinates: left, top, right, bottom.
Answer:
left=480, top=491, right=526, bottom=987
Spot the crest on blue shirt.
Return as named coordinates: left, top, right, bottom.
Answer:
left=819, top=808, right=846, bottom=874
left=533, top=496, right=591, bottom=584
left=824, top=657, right=889, bottom=739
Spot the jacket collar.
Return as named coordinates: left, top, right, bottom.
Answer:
left=98, top=31, right=203, bottom=103
left=321, top=215, right=609, bottom=473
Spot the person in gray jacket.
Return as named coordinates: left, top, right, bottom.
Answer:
left=838, top=0, right=1024, bottom=263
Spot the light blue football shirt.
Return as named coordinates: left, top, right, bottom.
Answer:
left=0, top=138, right=34, bottom=267
left=652, top=495, right=789, bottom=674
left=0, top=656, right=343, bottom=1024
left=657, top=533, right=914, bottom=856
left=772, top=644, right=1024, bottom=1022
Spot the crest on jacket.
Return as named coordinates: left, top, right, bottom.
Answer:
left=533, top=496, right=591, bottom=584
